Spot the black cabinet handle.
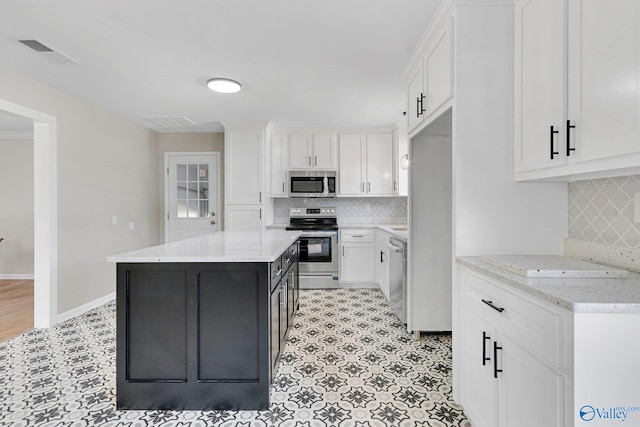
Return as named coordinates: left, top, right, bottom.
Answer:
left=566, top=120, right=576, bottom=156
left=481, top=299, right=505, bottom=313
left=380, top=250, right=384, bottom=263
left=493, top=341, right=502, bottom=378
left=550, top=125, right=559, bottom=159
left=419, top=93, right=426, bottom=116
left=416, top=96, right=421, bottom=118
left=482, top=331, right=491, bottom=366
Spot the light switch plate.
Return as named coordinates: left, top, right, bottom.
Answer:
left=634, top=193, right=640, bottom=223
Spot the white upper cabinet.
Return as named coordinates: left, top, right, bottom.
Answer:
left=515, top=0, right=640, bottom=180
left=338, top=133, right=394, bottom=196
left=225, top=129, right=264, bottom=204
left=406, top=20, right=453, bottom=135
left=270, top=132, right=288, bottom=197
left=289, top=133, right=336, bottom=170
left=514, top=0, right=567, bottom=173
left=338, top=134, right=365, bottom=195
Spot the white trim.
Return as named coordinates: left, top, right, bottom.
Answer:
left=0, top=98, right=58, bottom=329
left=0, top=274, right=35, bottom=280
left=0, top=131, right=33, bottom=140
left=56, top=292, right=115, bottom=324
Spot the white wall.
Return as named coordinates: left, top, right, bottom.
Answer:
left=158, top=133, right=225, bottom=240
left=0, top=65, right=161, bottom=315
left=0, top=138, right=34, bottom=276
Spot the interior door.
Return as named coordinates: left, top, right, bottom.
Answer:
left=165, top=153, right=220, bottom=242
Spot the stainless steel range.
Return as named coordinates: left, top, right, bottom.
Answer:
left=285, top=207, right=339, bottom=289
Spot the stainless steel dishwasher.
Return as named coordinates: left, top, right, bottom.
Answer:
left=388, top=237, right=407, bottom=323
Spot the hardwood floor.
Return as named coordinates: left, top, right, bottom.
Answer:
left=0, top=279, right=34, bottom=342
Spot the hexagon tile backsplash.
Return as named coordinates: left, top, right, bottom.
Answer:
left=568, top=174, right=640, bottom=248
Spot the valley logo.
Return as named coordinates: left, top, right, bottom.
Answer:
left=580, top=404, right=640, bottom=422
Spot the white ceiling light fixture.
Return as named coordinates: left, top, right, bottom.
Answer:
left=207, top=78, right=242, bottom=94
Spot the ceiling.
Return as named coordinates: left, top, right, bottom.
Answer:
left=0, top=0, right=442, bottom=133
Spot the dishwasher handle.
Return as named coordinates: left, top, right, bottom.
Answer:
left=388, top=240, right=404, bottom=253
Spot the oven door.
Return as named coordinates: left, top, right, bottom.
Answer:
left=297, top=232, right=338, bottom=274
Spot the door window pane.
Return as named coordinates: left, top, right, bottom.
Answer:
left=176, top=162, right=212, bottom=218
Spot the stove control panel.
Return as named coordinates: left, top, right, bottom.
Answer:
left=290, top=207, right=336, bottom=217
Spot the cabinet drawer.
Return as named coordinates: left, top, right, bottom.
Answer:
left=270, top=258, right=283, bottom=290
left=340, top=229, right=374, bottom=243
left=461, top=268, right=565, bottom=369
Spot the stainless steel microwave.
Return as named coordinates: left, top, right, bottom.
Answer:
left=289, top=171, right=336, bottom=198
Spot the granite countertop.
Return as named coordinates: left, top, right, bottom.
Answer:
left=108, top=230, right=301, bottom=263
left=457, top=256, right=640, bottom=314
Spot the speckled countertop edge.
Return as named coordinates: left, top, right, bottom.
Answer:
left=457, top=256, right=640, bottom=314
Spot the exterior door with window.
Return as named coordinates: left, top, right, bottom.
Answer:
left=165, top=153, right=220, bottom=242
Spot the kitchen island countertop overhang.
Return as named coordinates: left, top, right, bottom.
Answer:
left=107, top=230, right=302, bottom=263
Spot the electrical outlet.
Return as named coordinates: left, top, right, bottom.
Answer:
left=634, top=193, right=640, bottom=224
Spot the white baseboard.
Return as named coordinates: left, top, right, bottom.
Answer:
left=0, top=274, right=35, bottom=280
left=56, top=292, right=116, bottom=324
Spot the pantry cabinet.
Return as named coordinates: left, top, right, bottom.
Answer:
left=289, top=133, right=336, bottom=170
left=224, top=124, right=269, bottom=231
left=515, top=0, right=640, bottom=180
left=406, top=21, right=453, bottom=135
left=338, top=133, right=394, bottom=196
left=270, top=133, right=288, bottom=197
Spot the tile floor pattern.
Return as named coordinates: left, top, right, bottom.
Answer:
left=0, top=289, right=470, bottom=427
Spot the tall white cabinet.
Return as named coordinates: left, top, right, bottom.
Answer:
left=515, top=0, right=640, bottom=180
left=223, top=122, right=271, bottom=231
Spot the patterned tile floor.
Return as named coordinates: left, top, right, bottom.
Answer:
left=0, top=288, right=470, bottom=427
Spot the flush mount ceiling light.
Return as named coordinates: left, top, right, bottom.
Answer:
left=207, top=78, right=242, bottom=94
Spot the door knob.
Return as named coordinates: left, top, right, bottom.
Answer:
left=210, top=212, right=216, bottom=217
left=210, top=220, right=216, bottom=225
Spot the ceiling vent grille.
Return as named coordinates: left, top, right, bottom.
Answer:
left=16, top=38, right=78, bottom=64
left=141, top=117, right=204, bottom=133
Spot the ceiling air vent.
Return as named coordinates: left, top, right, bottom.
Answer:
left=141, top=117, right=204, bottom=133
left=16, top=38, right=78, bottom=64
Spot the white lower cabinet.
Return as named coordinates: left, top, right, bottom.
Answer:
left=374, top=229, right=390, bottom=298
left=459, top=267, right=568, bottom=427
left=339, top=229, right=374, bottom=283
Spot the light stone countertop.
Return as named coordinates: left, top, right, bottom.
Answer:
left=266, top=223, right=408, bottom=241
left=108, top=230, right=301, bottom=263
left=457, top=256, right=640, bottom=314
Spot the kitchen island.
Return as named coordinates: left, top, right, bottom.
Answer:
left=107, top=230, right=301, bottom=410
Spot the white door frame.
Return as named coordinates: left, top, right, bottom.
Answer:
left=164, top=151, right=221, bottom=243
left=0, top=98, right=58, bottom=328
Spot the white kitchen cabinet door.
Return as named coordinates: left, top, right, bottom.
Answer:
left=312, top=134, right=336, bottom=169
left=289, top=134, right=312, bottom=169
left=225, top=129, right=264, bottom=204
left=338, top=134, right=365, bottom=195
left=339, top=243, right=375, bottom=283
left=498, top=334, right=565, bottom=427
left=225, top=205, right=263, bottom=231
left=460, top=307, right=499, bottom=427
left=567, top=0, right=640, bottom=163
left=424, top=23, right=453, bottom=117
left=374, top=230, right=390, bottom=299
left=366, top=134, right=394, bottom=196
left=407, top=67, right=425, bottom=133
left=270, top=133, right=288, bottom=197
left=514, top=0, right=568, bottom=173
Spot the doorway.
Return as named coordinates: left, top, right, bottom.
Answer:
left=164, top=152, right=221, bottom=242
left=0, top=99, right=57, bottom=331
